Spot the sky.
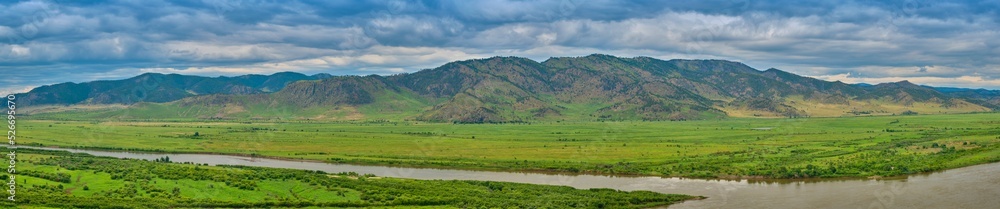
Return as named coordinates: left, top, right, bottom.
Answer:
left=1, top=0, right=999, bottom=95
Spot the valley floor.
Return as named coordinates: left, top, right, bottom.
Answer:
left=19, top=112, right=1000, bottom=179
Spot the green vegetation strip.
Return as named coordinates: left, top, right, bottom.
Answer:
left=3, top=149, right=693, bottom=209
left=18, top=112, right=1000, bottom=179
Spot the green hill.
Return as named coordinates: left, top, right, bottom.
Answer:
left=16, top=71, right=329, bottom=106
left=24, top=54, right=996, bottom=122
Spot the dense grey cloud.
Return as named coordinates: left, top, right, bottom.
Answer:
left=1, top=0, right=999, bottom=96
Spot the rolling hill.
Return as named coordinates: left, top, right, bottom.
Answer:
left=21, top=54, right=997, bottom=122
left=929, top=86, right=1000, bottom=109
left=17, top=72, right=330, bottom=106
left=16, top=72, right=330, bottom=106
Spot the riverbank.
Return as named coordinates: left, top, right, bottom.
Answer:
left=18, top=114, right=1000, bottom=180
left=6, top=148, right=696, bottom=209
left=10, top=145, right=1000, bottom=209
left=21, top=141, right=1000, bottom=182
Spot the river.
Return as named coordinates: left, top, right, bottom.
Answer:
left=17, top=146, right=1000, bottom=208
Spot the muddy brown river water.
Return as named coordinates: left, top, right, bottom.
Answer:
left=18, top=146, right=1000, bottom=208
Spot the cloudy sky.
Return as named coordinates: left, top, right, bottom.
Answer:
left=1, top=0, right=999, bottom=95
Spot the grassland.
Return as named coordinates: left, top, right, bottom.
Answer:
left=18, top=112, right=1000, bottom=178
left=4, top=148, right=693, bottom=209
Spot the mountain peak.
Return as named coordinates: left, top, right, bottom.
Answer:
left=311, top=73, right=333, bottom=79
left=584, top=53, right=617, bottom=58
left=135, top=72, right=168, bottom=78
left=667, top=59, right=757, bottom=74
left=447, top=56, right=539, bottom=66
left=874, top=80, right=919, bottom=88
left=270, top=71, right=307, bottom=76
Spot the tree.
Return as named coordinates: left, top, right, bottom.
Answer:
left=194, top=132, right=200, bottom=137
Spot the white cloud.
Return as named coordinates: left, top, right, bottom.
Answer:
left=3, top=0, right=1000, bottom=91
left=113, top=46, right=488, bottom=77
left=0, top=85, right=34, bottom=96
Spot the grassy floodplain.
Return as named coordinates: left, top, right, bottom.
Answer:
left=19, top=112, right=1000, bottom=179
left=5, top=149, right=693, bottom=208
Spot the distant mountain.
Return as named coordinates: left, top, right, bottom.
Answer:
left=926, top=86, right=1000, bottom=109
left=24, top=55, right=996, bottom=122
left=16, top=72, right=328, bottom=106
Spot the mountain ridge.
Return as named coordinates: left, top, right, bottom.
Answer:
left=15, top=72, right=330, bottom=107
left=20, top=54, right=998, bottom=122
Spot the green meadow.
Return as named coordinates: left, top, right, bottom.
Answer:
left=4, top=149, right=692, bottom=209
left=19, top=112, right=1000, bottom=178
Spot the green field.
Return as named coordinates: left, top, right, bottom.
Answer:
left=19, top=112, right=1000, bottom=178
left=4, top=149, right=693, bottom=208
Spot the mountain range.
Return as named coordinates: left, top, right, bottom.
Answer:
left=18, top=72, right=331, bottom=106
left=19, top=54, right=999, bottom=122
